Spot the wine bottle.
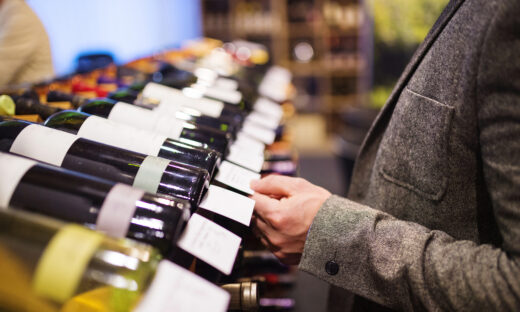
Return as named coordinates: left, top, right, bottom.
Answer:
left=0, top=120, right=209, bottom=207
left=46, top=90, right=89, bottom=108
left=0, top=209, right=230, bottom=312
left=148, top=62, right=250, bottom=110
left=0, top=209, right=159, bottom=312
left=109, top=87, right=241, bottom=135
left=0, top=152, right=191, bottom=256
left=48, top=90, right=218, bottom=152
left=140, top=82, right=246, bottom=124
left=44, top=110, right=221, bottom=177
left=77, top=98, right=232, bottom=154
left=221, top=281, right=259, bottom=311
left=10, top=95, right=61, bottom=120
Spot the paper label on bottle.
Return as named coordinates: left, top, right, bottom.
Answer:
left=199, top=185, right=254, bottom=226
left=215, top=77, right=239, bottom=91
left=77, top=115, right=167, bottom=156
left=246, top=111, right=280, bottom=130
left=194, top=67, right=218, bottom=86
left=9, top=124, right=78, bottom=167
left=96, top=184, right=144, bottom=238
left=177, top=214, right=241, bottom=275
left=232, top=133, right=265, bottom=155
left=259, top=66, right=292, bottom=102
left=146, top=82, right=224, bottom=118
left=134, top=260, right=230, bottom=312
left=33, top=225, right=103, bottom=303
left=215, top=161, right=261, bottom=195
left=240, top=121, right=276, bottom=145
left=108, top=102, right=185, bottom=139
left=226, top=145, right=264, bottom=173
left=0, top=153, right=36, bottom=208
left=253, top=98, right=284, bottom=121
left=197, top=84, right=242, bottom=105
left=132, top=156, right=170, bottom=194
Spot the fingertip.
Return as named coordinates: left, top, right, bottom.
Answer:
left=250, top=179, right=260, bottom=190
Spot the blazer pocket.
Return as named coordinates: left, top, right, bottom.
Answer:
left=378, top=88, right=454, bottom=201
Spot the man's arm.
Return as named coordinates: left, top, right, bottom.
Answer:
left=253, top=1, right=520, bottom=310
left=299, top=195, right=519, bottom=311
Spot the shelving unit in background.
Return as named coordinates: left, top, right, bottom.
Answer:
left=201, top=0, right=372, bottom=132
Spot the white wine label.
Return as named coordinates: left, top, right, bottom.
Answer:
left=133, top=156, right=171, bottom=194
left=195, top=67, right=219, bottom=84
left=226, top=145, right=264, bottom=173
left=198, top=84, right=242, bottom=105
left=199, top=185, right=255, bottom=226
left=10, top=124, right=79, bottom=166
left=0, top=153, right=36, bottom=208
left=246, top=111, right=280, bottom=130
left=253, top=98, right=284, bottom=122
left=177, top=214, right=241, bottom=275
left=146, top=82, right=224, bottom=118
left=259, top=66, right=292, bottom=102
left=215, top=77, right=239, bottom=91
left=232, top=133, right=265, bottom=155
left=33, top=225, right=104, bottom=303
left=108, top=102, right=185, bottom=139
left=240, top=121, right=276, bottom=145
left=134, top=260, right=230, bottom=312
left=96, top=184, right=144, bottom=238
left=215, top=161, right=261, bottom=195
left=77, top=116, right=167, bottom=156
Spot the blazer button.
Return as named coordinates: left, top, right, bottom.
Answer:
left=325, top=260, right=339, bottom=275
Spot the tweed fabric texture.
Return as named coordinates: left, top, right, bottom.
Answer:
left=299, top=0, right=520, bottom=310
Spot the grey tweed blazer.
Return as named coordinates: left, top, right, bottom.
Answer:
left=299, top=0, right=520, bottom=311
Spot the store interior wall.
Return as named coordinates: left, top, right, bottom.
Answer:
left=26, top=0, right=202, bottom=75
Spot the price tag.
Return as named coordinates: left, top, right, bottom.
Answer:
left=215, top=161, right=261, bottom=195
left=253, top=98, right=283, bottom=121
left=246, top=111, right=280, bottom=130
left=177, top=214, right=241, bottom=275
left=215, top=78, right=239, bottom=91
left=199, top=185, right=255, bottom=226
left=258, top=67, right=292, bottom=102
left=240, top=121, right=276, bottom=145
left=232, top=133, right=265, bottom=155
left=202, top=85, right=242, bottom=105
left=134, top=260, right=230, bottom=312
left=226, top=145, right=264, bottom=173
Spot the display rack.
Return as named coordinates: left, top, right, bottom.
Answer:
left=201, top=0, right=371, bottom=132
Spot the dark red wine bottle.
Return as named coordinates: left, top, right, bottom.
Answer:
left=0, top=152, right=191, bottom=257
left=0, top=120, right=208, bottom=207
left=77, top=98, right=232, bottom=155
left=43, top=110, right=221, bottom=178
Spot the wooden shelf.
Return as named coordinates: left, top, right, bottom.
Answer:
left=201, top=0, right=372, bottom=132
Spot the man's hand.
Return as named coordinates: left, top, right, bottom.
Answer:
left=250, top=175, right=331, bottom=264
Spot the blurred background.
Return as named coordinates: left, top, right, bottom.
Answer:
left=19, top=1, right=447, bottom=311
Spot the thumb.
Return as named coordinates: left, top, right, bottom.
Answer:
left=250, top=174, right=301, bottom=197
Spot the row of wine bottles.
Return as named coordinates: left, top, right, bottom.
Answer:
left=0, top=42, right=296, bottom=312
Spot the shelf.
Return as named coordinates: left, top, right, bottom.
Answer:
left=281, top=60, right=363, bottom=76
left=201, top=0, right=372, bottom=132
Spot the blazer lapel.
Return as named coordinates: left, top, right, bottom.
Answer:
left=357, top=0, right=466, bottom=158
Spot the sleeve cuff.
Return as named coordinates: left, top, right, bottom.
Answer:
left=298, top=195, right=385, bottom=291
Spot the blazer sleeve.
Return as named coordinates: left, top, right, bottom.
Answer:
left=299, top=2, right=520, bottom=311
